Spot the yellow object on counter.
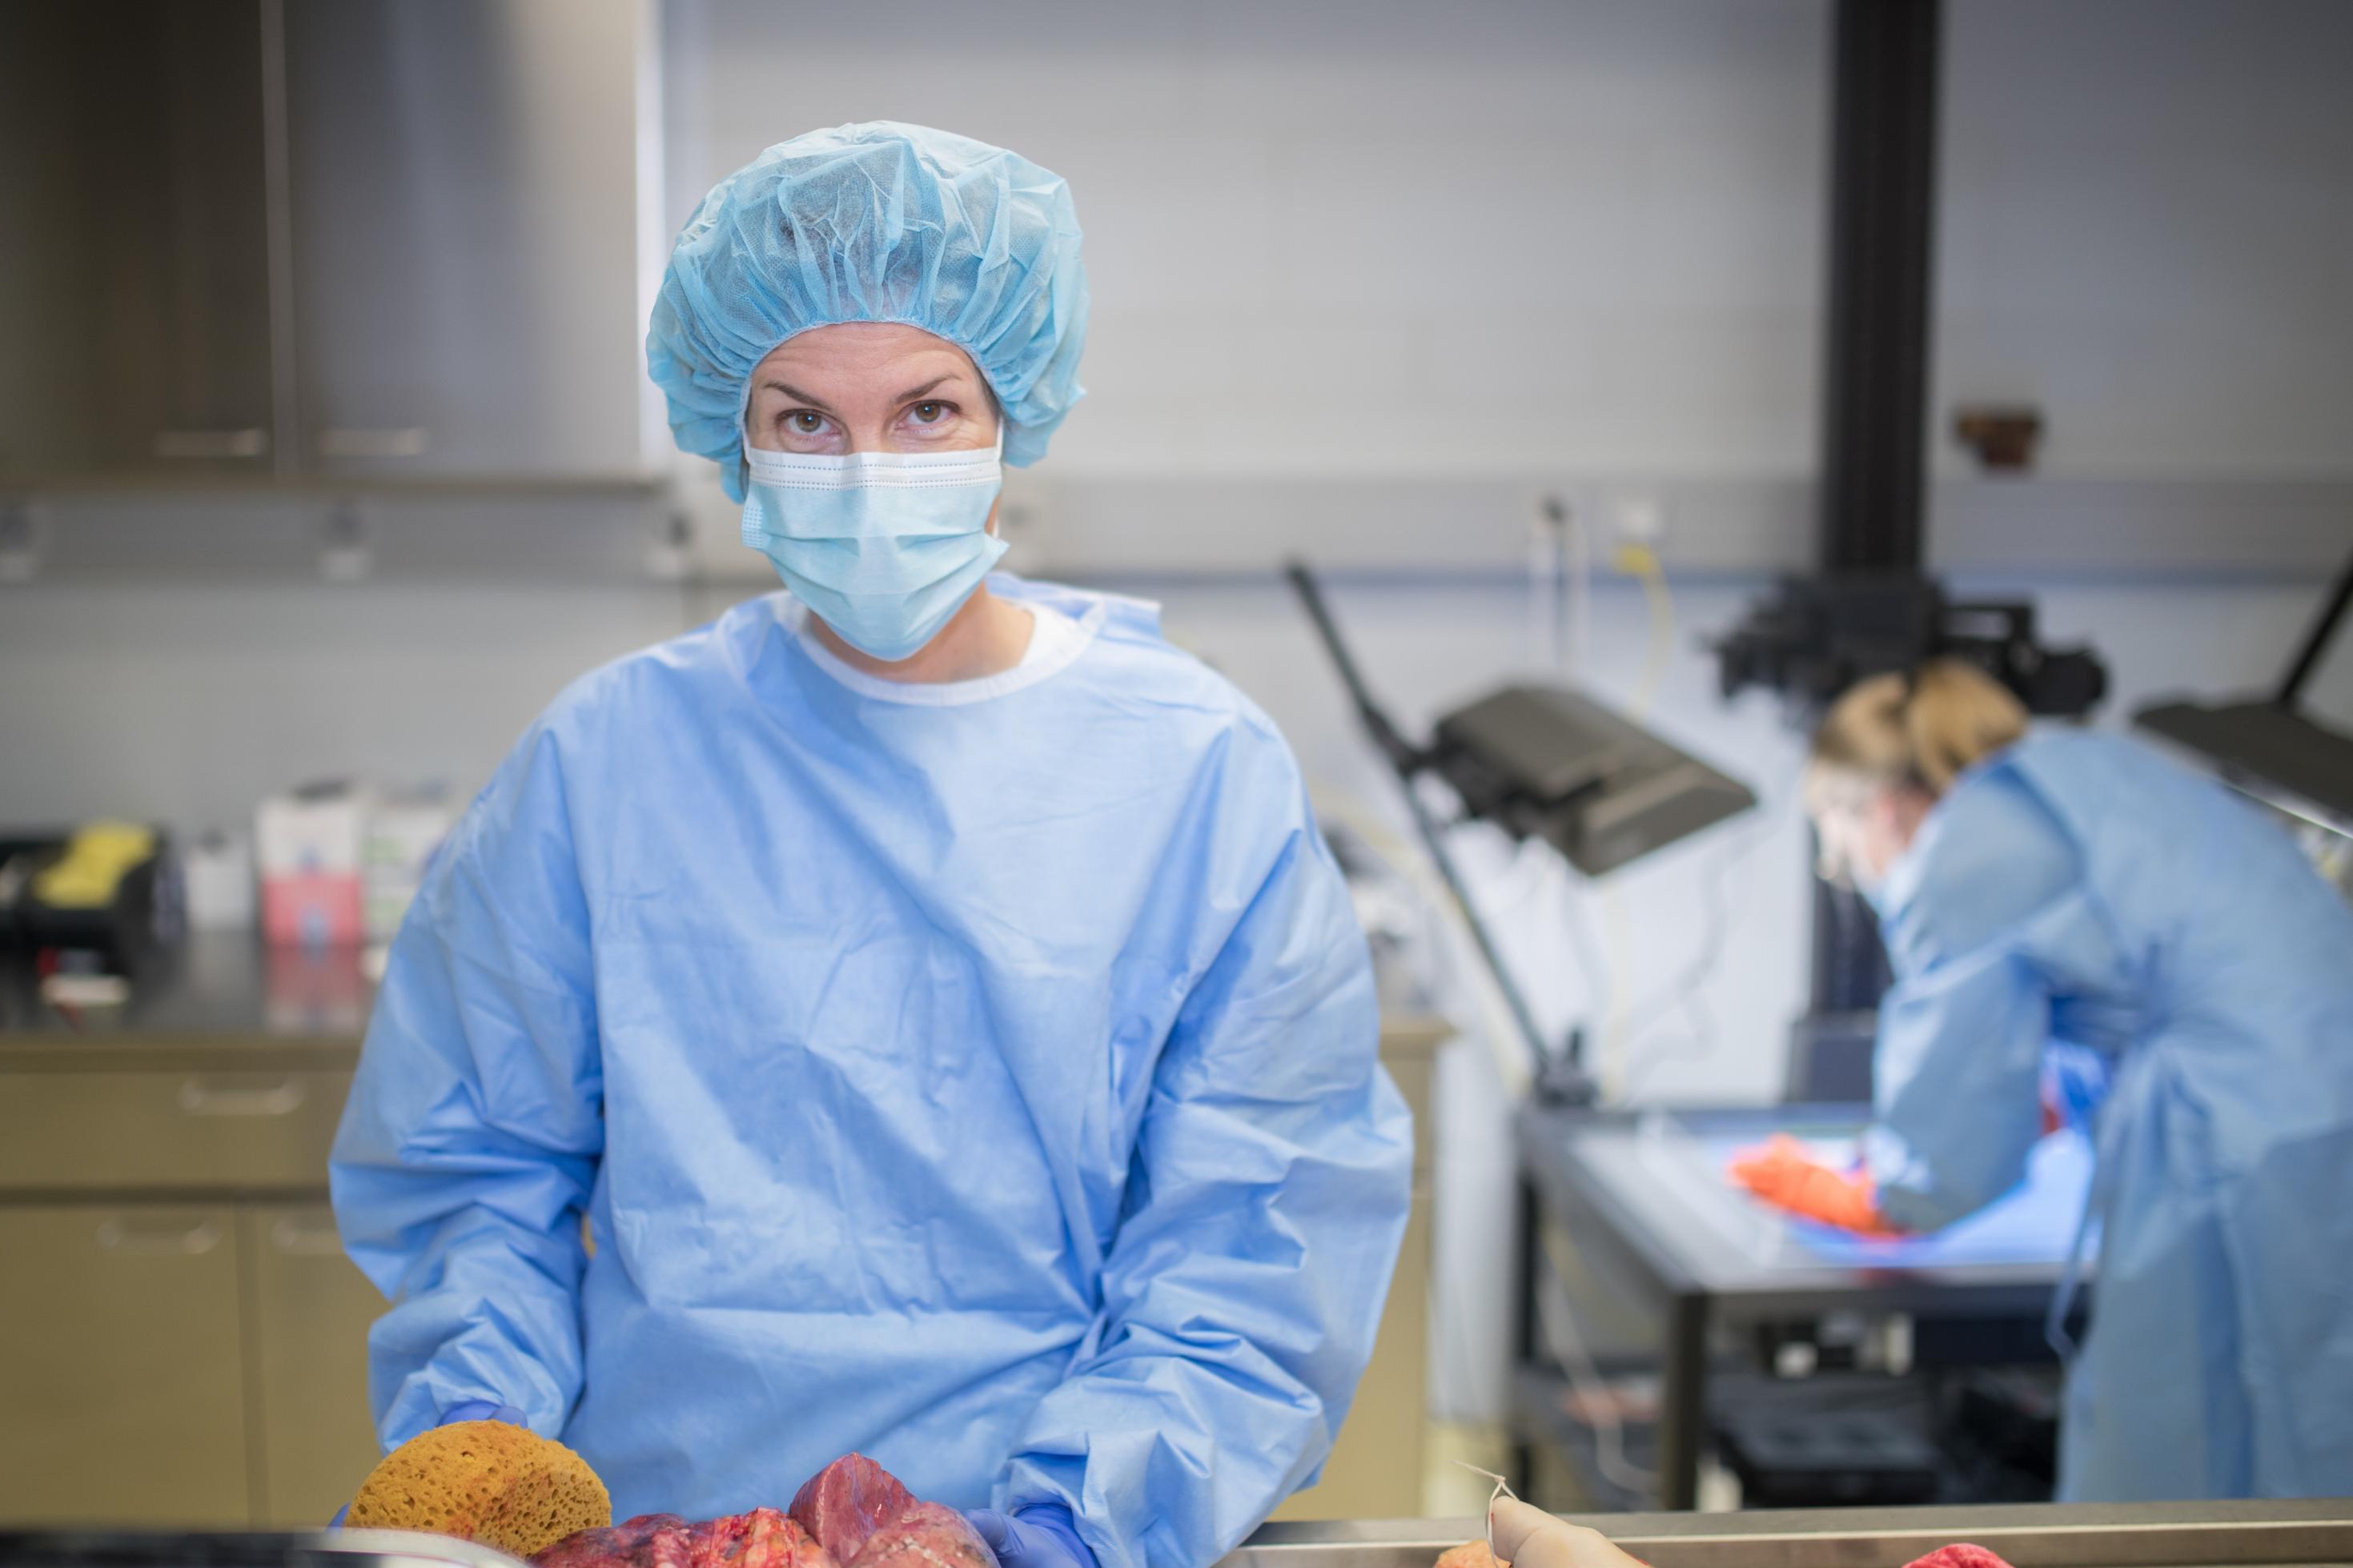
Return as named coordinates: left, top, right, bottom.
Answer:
left=343, top=1420, right=611, bottom=1558
left=31, top=821, right=156, bottom=908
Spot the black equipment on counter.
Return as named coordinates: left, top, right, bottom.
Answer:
left=0, top=828, right=179, bottom=965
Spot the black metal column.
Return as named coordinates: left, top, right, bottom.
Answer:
left=1819, top=0, right=1941, bottom=574
left=1656, top=1293, right=1709, bottom=1511
left=1811, top=0, right=1941, bottom=1015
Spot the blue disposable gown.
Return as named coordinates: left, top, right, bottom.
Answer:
left=330, top=576, right=1414, bottom=1568
left=1861, top=731, right=2353, bottom=1500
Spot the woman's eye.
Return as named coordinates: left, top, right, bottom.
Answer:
left=789, top=411, right=826, bottom=434
left=909, top=401, right=946, bottom=425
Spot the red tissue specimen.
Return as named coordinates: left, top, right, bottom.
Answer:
left=790, top=1454, right=919, bottom=1563
left=1905, top=1548, right=2014, bottom=1568
left=695, top=1507, right=834, bottom=1568
left=534, top=1454, right=984, bottom=1568
left=842, top=1502, right=995, bottom=1568
left=540, top=1504, right=696, bottom=1568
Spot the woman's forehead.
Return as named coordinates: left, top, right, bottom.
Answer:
left=754, top=322, right=979, bottom=383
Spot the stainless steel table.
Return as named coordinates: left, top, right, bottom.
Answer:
left=1223, top=1502, right=2353, bottom=1568
left=12, top=1507, right=2353, bottom=1568
left=1516, top=1102, right=2098, bottom=1511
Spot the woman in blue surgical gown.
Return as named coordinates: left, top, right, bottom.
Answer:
left=329, top=123, right=1412, bottom=1568
left=1741, top=659, right=2353, bottom=1500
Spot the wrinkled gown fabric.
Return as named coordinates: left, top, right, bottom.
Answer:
left=1861, top=732, right=2353, bottom=1500
left=331, top=576, right=1414, bottom=1568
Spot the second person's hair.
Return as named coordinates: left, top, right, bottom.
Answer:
left=1810, top=659, right=2029, bottom=796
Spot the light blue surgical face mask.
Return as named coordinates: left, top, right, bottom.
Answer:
left=741, top=431, right=1007, bottom=662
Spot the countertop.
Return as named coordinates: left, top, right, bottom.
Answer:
left=0, top=933, right=374, bottom=1069
left=1, top=932, right=1455, bottom=1069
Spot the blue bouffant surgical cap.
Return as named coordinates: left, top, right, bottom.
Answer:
left=648, top=122, right=1089, bottom=500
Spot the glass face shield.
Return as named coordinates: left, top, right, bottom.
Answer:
left=1804, top=764, right=1882, bottom=892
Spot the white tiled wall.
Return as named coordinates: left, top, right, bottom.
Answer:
left=1937, top=0, right=2353, bottom=479
left=661, top=0, right=2353, bottom=487
left=660, top=0, right=1830, bottom=478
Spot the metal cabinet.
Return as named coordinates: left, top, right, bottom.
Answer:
left=0, top=0, right=650, bottom=487
left=0, top=2, right=278, bottom=482
left=243, top=1203, right=390, bottom=1526
left=283, top=0, right=649, bottom=480
left=0, top=1204, right=252, bottom=1526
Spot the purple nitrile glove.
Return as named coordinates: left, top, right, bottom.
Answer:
left=963, top=1506, right=1098, bottom=1568
left=332, top=1401, right=526, bottom=1524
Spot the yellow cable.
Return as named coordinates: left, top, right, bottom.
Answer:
left=1596, top=540, right=1677, bottom=1094
left=1610, top=540, right=1674, bottom=721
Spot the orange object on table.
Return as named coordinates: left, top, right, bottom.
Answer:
left=1729, top=1133, right=1901, bottom=1236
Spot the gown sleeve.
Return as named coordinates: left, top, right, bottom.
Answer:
left=994, top=796, right=1415, bottom=1568
left=329, top=720, right=605, bottom=1449
left=1864, top=768, right=2095, bottom=1233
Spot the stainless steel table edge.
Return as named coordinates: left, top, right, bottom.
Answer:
left=1223, top=1501, right=2353, bottom=1567
left=303, top=1533, right=534, bottom=1568
left=0, top=1533, right=532, bottom=1568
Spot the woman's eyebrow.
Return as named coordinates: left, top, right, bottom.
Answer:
left=759, top=375, right=958, bottom=414
left=761, top=379, right=837, bottom=415
left=890, top=375, right=954, bottom=404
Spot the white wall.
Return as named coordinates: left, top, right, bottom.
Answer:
left=656, top=0, right=2353, bottom=583
left=661, top=0, right=1829, bottom=480
left=0, top=583, right=692, bottom=833
left=1937, top=0, right=2353, bottom=479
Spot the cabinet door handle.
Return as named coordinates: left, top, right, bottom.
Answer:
left=96, top=1217, right=223, bottom=1256
left=319, top=427, right=431, bottom=458
left=155, top=428, right=269, bottom=459
left=269, top=1216, right=347, bottom=1257
left=179, top=1077, right=306, bottom=1117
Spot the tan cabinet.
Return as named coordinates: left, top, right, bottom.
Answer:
left=1271, top=1190, right=1432, bottom=1521
left=243, top=1203, right=391, bottom=1526
left=1272, top=1018, right=1447, bottom=1521
left=0, top=1048, right=380, bottom=1530
left=0, top=1204, right=252, bottom=1526
left=0, top=1070, right=351, bottom=1193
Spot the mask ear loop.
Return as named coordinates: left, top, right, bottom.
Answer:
left=1452, top=1462, right=1519, bottom=1563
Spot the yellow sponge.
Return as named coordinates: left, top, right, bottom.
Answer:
left=344, top=1420, right=612, bottom=1558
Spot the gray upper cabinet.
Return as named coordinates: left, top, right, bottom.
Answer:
left=284, top=0, right=648, bottom=481
left=0, top=2, right=279, bottom=482
left=0, top=0, right=650, bottom=488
